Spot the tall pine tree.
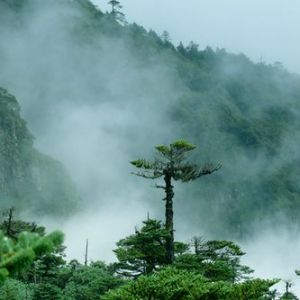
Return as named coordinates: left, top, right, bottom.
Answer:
left=131, top=140, right=221, bottom=264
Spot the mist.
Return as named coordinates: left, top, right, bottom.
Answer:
left=0, top=0, right=182, bottom=258
left=1, top=0, right=300, bottom=296
left=94, top=0, right=300, bottom=73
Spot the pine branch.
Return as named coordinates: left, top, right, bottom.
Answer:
left=198, top=163, right=222, bottom=176
left=155, top=184, right=165, bottom=189
left=131, top=172, right=162, bottom=179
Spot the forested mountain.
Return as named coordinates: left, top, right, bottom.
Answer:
left=1, top=0, right=300, bottom=298
left=0, top=0, right=300, bottom=238
left=0, top=87, right=79, bottom=216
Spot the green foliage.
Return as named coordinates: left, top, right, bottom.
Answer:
left=0, top=278, right=33, bottom=300
left=0, top=220, right=45, bottom=240
left=155, top=141, right=195, bottom=156
left=28, top=245, right=66, bottom=285
left=103, top=267, right=277, bottom=300
left=171, top=140, right=196, bottom=152
left=0, top=218, right=281, bottom=298
left=131, top=140, right=220, bottom=182
left=0, top=230, right=64, bottom=284
left=174, top=238, right=253, bottom=283
left=280, top=281, right=299, bottom=299
left=62, top=263, right=123, bottom=300
left=280, top=292, right=299, bottom=300
left=131, top=141, right=220, bottom=264
left=0, top=88, right=79, bottom=217
left=1, top=0, right=300, bottom=234
left=130, top=159, right=154, bottom=170
left=113, top=219, right=170, bottom=277
left=32, top=283, right=62, bottom=300
left=0, top=3, right=296, bottom=298
left=155, top=145, right=171, bottom=155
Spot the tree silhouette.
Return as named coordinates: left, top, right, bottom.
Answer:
left=108, top=0, right=125, bottom=22
left=131, top=140, right=221, bottom=264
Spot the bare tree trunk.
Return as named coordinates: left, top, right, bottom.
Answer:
left=6, top=207, right=14, bottom=238
left=193, top=237, right=201, bottom=255
left=164, top=172, right=174, bottom=264
left=84, top=239, right=89, bottom=266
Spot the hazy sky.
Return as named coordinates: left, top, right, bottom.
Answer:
left=93, top=0, right=300, bottom=73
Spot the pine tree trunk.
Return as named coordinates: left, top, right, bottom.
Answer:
left=164, top=172, right=174, bottom=264
left=6, top=207, right=14, bottom=238
left=84, top=239, right=88, bottom=266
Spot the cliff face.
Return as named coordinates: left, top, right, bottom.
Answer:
left=0, top=88, right=79, bottom=216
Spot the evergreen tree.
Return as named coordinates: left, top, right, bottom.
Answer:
left=174, top=238, right=253, bottom=283
left=113, top=219, right=169, bottom=277
left=62, top=262, right=122, bottom=300
left=103, top=267, right=278, bottom=300
left=280, top=292, right=299, bottom=300
left=131, top=140, right=221, bottom=264
left=0, top=230, right=64, bottom=284
left=108, top=0, right=125, bottom=22
left=32, top=282, right=62, bottom=300
left=29, top=245, right=66, bottom=285
left=0, top=207, right=45, bottom=240
left=0, top=278, right=32, bottom=300
left=177, top=42, right=187, bottom=57
left=0, top=211, right=65, bottom=286
left=280, top=280, right=299, bottom=299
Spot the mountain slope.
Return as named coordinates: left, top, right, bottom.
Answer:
left=0, top=0, right=300, bottom=237
left=0, top=87, right=79, bottom=216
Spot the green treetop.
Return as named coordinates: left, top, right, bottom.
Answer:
left=0, top=230, right=64, bottom=284
left=103, top=266, right=278, bottom=300
left=113, top=219, right=168, bottom=278
left=0, top=207, right=45, bottom=240
left=175, top=237, right=253, bottom=283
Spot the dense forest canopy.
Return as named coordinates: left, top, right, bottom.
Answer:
left=0, top=211, right=291, bottom=299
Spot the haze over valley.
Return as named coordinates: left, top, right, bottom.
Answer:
left=0, top=0, right=300, bottom=298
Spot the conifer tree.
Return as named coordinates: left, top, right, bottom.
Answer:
left=108, top=0, right=125, bottom=22
left=0, top=207, right=45, bottom=239
left=0, top=230, right=64, bottom=284
left=175, top=238, right=253, bottom=283
left=131, top=140, right=221, bottom=264
left=280, top=280, right=299, bottom=299
left=113, top=219, right=169, bottom=277
left=113, top=218, right=188, bottom=278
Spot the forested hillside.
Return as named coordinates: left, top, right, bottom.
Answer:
left=0, top=87, right=79, bottom=216
left=0, top=0, right=300, bottom=238
left=1, top=0, right=300, bottom=298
